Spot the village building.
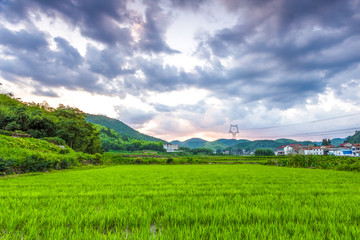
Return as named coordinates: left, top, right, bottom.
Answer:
left=339, top=143, right=353, bottom=149
left=274, top=145, right=286, bottom=156
left=275, top=143, right=360, bottom=157
left=163, top=144, right=179, bottom=152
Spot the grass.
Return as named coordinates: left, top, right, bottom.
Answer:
left=1, top=164, right=360, bottom=239
left=0, top=135, right=101, bottom=174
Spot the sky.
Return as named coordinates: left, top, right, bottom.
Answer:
left=0, top=0, right=360, bottom=142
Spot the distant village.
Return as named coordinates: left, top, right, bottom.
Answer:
left=164, top=143, right=360, bottom=157
left=275, top=143, right=360, bottom=157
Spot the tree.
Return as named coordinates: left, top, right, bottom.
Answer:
left=321, top=138, right=331, bottom=146
left=254, top=148, right=275, bottom=156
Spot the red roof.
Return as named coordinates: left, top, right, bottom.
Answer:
left=289, top=144, right=302, bottom=147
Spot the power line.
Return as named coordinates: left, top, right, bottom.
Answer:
left=238, top=112, right=360, bottom=131
left=251, top=127, right=360, bottom=139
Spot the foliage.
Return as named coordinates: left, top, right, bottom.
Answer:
left=179, top=146, right=213, bottom=155
left=321, top=138, right=332, bottom=146
left=42, top=137, right=67, bottom=146
left=0, top=135, right=102, bottom=174
left=266, top=154, right=360, bottom=171
left=95, top=124, right=165, bottom=152
left=0, top=94, right=102, bottom=154
left=254, top=148, right=275, bottom=156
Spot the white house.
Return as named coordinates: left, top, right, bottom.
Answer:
left=284, top=146, right=293, bottom=155
left=329, top=149, right=354, bottom=156
left=310, top=147, right=324, bottom=155
left=163, top=144, right=179, bottom=152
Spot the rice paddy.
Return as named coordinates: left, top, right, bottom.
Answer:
left=1, top=164, right=360, bottom=239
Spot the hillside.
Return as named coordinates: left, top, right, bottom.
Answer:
left=0, top=94, right=102, bottom=154
left=0, top=134, right=100, bottom=174
left=86, top=114, right=165, bottom=143
left=94, top=124, right=165, bottom=152
left=345, top=131, right=360, bottom=144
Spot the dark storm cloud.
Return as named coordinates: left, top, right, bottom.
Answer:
left=54, top=37, right=83, bottom=69
left=0, top=0, right=137, bottom=46
left=152, top=102, right=206, bottom=114
left=0, top=27, right=108, bottom=95
left=170, top=0, right=207, bottom=11
left=1, top=0, right=359, bottom=113
left=133, top=58, right=191, bottom=92
left=193, top=0, right=360, bottom=107
left=86, top=46, right=135, bottom=79
left=32, top=86, right=59, bottom=98
left=139, top=1, right=180, bottom=54
left=0, top=27, right=48, bottom=51
left=0, top=0, right=180, bottom=54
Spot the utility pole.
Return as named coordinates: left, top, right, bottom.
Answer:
left=229, top=124, right=239, bottom=139
left=229, top=124, right=240, bottom=155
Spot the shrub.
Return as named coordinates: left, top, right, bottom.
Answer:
left=166, top=157, right=174, bottom=164
left=134, top=158, right=143, bottom=164
left=255, top=148, right=275, bottom=156
left=42, top=137, right=66, bottom=146
left=0, top=130, right=12, bottom=136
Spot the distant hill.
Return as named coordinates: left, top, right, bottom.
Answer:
left=171, top=138, right=250, bottom=151
left=172, top=137, right=317, bottom=152
left=171, top=138, right=226, bottom=151
left=171, top=138, right=208, bottom=149
left=313, top=138, right=346, bottom=147
left=226, top=139, right=315, bottom=152
left=86, top=114, right=165, bottom=143
left=215, top=139, right=249, bottom=146
left=345, top=131, right=360, bottom=144
left=330, top=138, right=347, bottom=147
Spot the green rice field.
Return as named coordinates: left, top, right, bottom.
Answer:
left=1, top=164, right=360, bottom=239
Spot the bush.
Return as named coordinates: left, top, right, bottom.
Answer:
left=42, top=137, right=66, bottom=146
left=0, top=130, right=12, bottom=136
left=255, top=148, right=275, bottom=156
left=59, top=148, right=70, bottom=154
left=166, top=157, right=174, bottom=164
left=134, top=158, right=143, bottom=164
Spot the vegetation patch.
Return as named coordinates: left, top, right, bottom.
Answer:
left=0, top=135, right=101, bottom=175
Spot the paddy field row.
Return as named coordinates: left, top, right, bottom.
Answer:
left=1, top=164, right=360, bottom=239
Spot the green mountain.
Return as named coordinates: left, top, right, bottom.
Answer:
left=86, top=114, right=165, bottom=143
left=215, top=139, right=249, bottom=146
left=172, top=137, right=318, bottom=152
left=345, top=131, right=360, bottom=144
left=171, top=138, right=208, bottom=149
left=226, top=139, right=315, bottom=152
left=171, top=138, right=246, bottom=151
left=94, top=124, right=165, bottom=152
left=330, top=138, right=347, bottom=147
